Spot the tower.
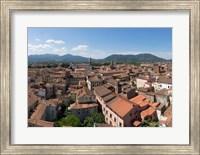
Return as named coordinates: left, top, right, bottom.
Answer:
left=111, top=60, right=114, bottom=66
left=89, top=58, right=92, bottom=65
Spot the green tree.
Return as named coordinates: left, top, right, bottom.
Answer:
left=62, top=115, right=81, bottom=127
left=54, top=115, right=81, bottom=127
left=54, top=120, right=64, bottom=127
left=91, top=112, right=105, bottom=123
left=68, top=98, right=75, bottom=105
left=140, top=118, right=159, bottom=127
left=60, top=62, right=69, bottom=68
left=83, top=116, right=94, bottom=127
left=83, top=112, right=105, bottom=127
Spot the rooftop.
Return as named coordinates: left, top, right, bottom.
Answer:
left=30, top=103, right=46, bottom=120
left=158, top=76, right=172, bottom=84
left=130, top=95, right=149, bottom=108
left=94, top=86, right=112, bottom=97
left=77, top=87, right=94, bottom=99
left=164, top=104, right=172, bottom=117
left=88, top=76, right=102, bottom=82
left=107, top=96, right=134, bottom=118
left=107, top=79, right=118, bottom=86
left=28, top=119, right=54, bottom=127
left=133, top=120, right=141, bottom=127
left=150, top=102, right=160, bottom=108
left=28, top=91, right=39, bottom=107
left=156, top=88, right=169, bottom=96
left=102, top=93, right=116, bottom=103
left=70, top=103, right=98, bottom=110
left=136, top=76, right=149, bottom=81
left=141, top=107, right=156, bottom=118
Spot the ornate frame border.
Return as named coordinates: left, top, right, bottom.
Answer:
left=0, top=0, right=199, bottom=154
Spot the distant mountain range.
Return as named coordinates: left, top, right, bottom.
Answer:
left=28, top=53, right=170, bottom=63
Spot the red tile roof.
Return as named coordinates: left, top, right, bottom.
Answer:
left=108, top=96, right=133, bottom=118
left=94, top=86, right=112, bottom=97
left=70, top=103, right=98, bottom=110
left=30, top=103, right=46, bottom=120
left=28, top=119, right=54, bottom=127
left=107, top=79, right=118, bottom=86
left=158, top=76, right=172, bottom=84
left=77, top=87, right=94, bottom=99
left=141, top=107, right=156, bottom=119
left=28, top=91, right=39, bottom=107
left=150, top=102, right=160, bottom=108
left=130, top=95, right=149, bottom=108
left=133, top=120, right=141, bottom=127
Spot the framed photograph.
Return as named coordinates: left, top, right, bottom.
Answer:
left=0, top=0, right=199, bottom=154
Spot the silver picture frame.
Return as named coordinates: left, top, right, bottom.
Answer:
left=0, top=0, right=199, bottom=154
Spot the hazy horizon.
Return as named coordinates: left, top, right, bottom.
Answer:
left=28, top=52, right=171, bottom=60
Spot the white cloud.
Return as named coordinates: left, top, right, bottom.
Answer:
left=53, top=47, right=67, bottom=55
left=35, top=39, right=40, bottom=42
left=46, top=39, right=65, bottom=44
left=28, top=41, right=68, bottom=55
left=28, top=44, right=52, bottom=51
left=71, top=45, right=89, bottom=52
left=28, top=41, right=171, bottom=59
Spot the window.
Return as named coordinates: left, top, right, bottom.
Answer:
left=114, top=117, right=116, bottom=122
left=110, top=114, right=112, bottom=118
left=106, top=110, right=108, bottom=114
left=130, top=113, right=132, bottom=116
left=119, top=122, right=122, bottom=127
left=110, top=121, right=112, bottom=125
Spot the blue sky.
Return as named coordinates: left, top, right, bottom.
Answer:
left=28, top=28, right=172, bottom=59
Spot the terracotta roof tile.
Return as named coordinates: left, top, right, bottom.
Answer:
left=158, top=76, right=172, bottom=84
left=70, top=103, right=98, bottom=110
left=77, top=87, right=94, bottom=98
left=107, top=79, right=118, bottom=86
left=133, top=120, right=141, bottom=127
left=28, top=91, right=39, bottom=107
left=94, top=86, right=112, bottom=97
left=141, top=107, right=156, bottom=118
left=108, top=96, right=133, bottom=118
left=30, top=103, right=46, bottom=120
left=130, top=95, right=149, bottom=108
left=164, top=104, right=172, bottom=116
left=150, top=102, right=160, bottom=108
left=103, top=94, right=116, bottom=103
left=28, top=119, right=54, bottom=127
